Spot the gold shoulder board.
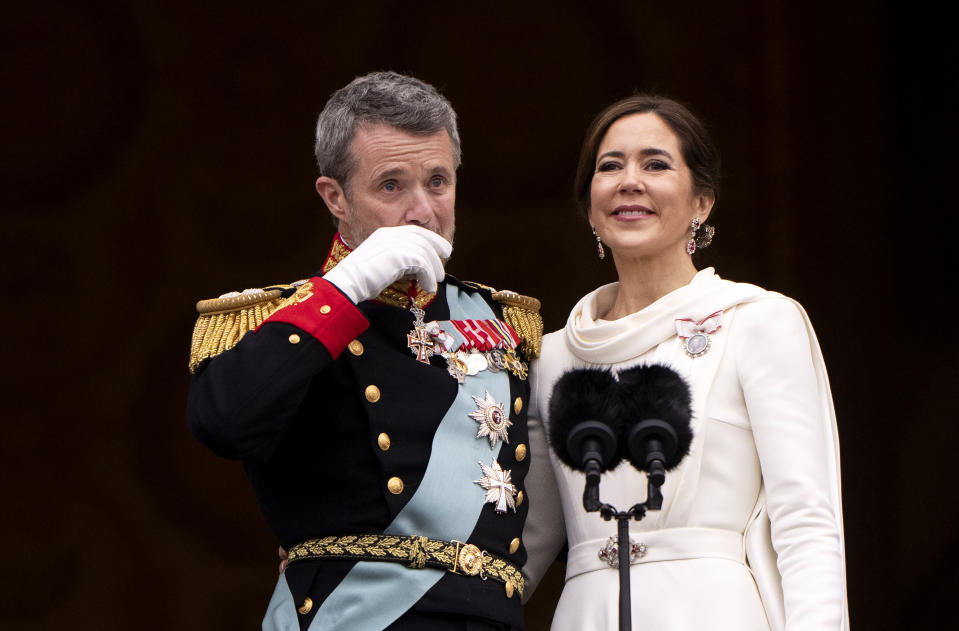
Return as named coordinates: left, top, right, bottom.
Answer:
left=491, top=289, right=543, bottom=361
left=188, top=281, right=306, bottom=373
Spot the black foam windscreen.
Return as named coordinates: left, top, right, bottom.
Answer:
left=616, top=364, right=693, bottom=470
left=547, top=368, right=622, bottom=472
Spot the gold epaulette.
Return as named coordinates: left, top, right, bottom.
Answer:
left=460, top=280, right=543, bottom=361
left=188, top=281, right=310, bottom=373
left=492, top=289, right=543, bottom=361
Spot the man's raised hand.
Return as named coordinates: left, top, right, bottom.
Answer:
left=322, top=225, right=452, bottom=303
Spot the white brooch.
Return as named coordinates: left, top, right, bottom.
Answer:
left=675, top=310, right=723, bottom=358
left=475, top=460, right=517, bottom=514
left=468, top=391, right=512, bottom=447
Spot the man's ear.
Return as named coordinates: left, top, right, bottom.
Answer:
left=315, top=176, right=349, bottom=223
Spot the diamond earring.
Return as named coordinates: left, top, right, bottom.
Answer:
left=686, top=218, right=700, bottom=255
left=592, top=227, right=605, bottom=260
left=687, top=218, right=715, bottom=254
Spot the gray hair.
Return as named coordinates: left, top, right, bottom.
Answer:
left=314, top=71, right=462, bottom=191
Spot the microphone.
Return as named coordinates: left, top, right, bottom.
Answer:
left=616, top=365, right=693, bottom=506
left=548, top=368, right=621, bottom=511
left=548, top=364, right=693, bottom=631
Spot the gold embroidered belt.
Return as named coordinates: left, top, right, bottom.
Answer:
left=287, top=534, right=525, bottom=598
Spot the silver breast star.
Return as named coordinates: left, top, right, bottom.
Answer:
left=475, top=460, right=517, bottom=514
left=468, top=391, right=512, bottom=447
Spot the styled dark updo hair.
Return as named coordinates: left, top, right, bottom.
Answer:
left=573, top=95, right=720, bottom=220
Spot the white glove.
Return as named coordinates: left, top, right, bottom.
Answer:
left=322, top=225, right=452, bottom=304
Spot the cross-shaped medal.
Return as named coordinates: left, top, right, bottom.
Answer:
left=407, top=304, right=434, bottom=364
left=475, top=460, right=517, bottom=514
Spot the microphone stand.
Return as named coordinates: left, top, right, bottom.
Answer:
left=583, top=474, right=664, bottom=631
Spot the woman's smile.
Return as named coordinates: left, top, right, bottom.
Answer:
left=612, top=204, right=656, bottom=220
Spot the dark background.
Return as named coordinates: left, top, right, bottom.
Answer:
left=3, top=1, right=956, bottom=629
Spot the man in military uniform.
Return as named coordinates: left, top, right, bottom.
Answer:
left=186, top=72, right=544, bottom=630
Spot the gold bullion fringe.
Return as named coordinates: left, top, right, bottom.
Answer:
left=189, top=291, right=287, bottom=373
left=287, top=534, right=525, bottom=597
left=500, top=304, right=543, bottom=361
left=493, top=292, right=543, bottom=361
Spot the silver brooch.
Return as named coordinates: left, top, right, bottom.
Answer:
left=675, top=310, right=723, bottom=359
left=683, top=332, right=711, bottom=358
left=597, top=536, right=648, bottom=568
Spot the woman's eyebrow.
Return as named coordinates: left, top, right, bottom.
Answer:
left=640, top=147, right=673, bottom=159
left=596, top=147, right=674, bottom=162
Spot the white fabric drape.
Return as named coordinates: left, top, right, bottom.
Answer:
left=522, top=268, right=848, bottom=631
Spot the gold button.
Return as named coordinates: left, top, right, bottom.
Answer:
left=319, top=304, right=331, bottom=314
left=513, top=397, right=523, bottom=414
left=348, top=340, right=364, bottom=356
left=387, top=476, right=404, bottom=494
left=516, top=490, right=524, bottom=507
left=514, top=444, right=527, bottom=462
left=377, top=433, right=391, bottom=451
left=288, top=334, right=301, bottom=344
left=505, top=580, right=515, bottom=599
left=297, top=597, right=313, bottom=614
left=509, top=537, right=520, bottom=554
left=365, top=385, right=381, bottom=403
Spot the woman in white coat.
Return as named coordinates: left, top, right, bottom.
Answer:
left=521, top=96, right=848, bottom=630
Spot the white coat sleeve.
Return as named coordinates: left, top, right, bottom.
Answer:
left=520, top=360, right=567, bottom=601
left=734, top=297, right=846, bottom=630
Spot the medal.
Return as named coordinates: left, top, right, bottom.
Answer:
left=683, top=333, right=710, bottom=357
left=503, top=349, right=528, bottom=380
left=675, top=310, right=723, bottom=359
left=486, top=349, right=507, bottom=373
left=407, top=303, right=435, bottom=364
left=468, top=391, right=512, bottom=447
left=445, top=353, right=468, bottom=383
left=418, top=318, right=526, bottom=382
left=465, top=351, right=489, bottom=375
left=475, top=460, right=517, bottom=514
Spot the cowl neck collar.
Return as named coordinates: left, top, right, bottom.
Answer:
left=564, top=267, right=766, bottom=363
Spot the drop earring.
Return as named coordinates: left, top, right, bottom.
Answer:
left=592, top=227, right=605, bottom=260
left=686, top=219, right=700, bottom=255
left=687, top=218, right=715, bottom=254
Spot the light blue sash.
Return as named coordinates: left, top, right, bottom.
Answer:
left=263, top=574, right=299, bottom=629
left=263, top=284, right=511, bottom=631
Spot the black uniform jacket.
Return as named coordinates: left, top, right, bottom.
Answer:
left=187, top=260, right=533, bottom=629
